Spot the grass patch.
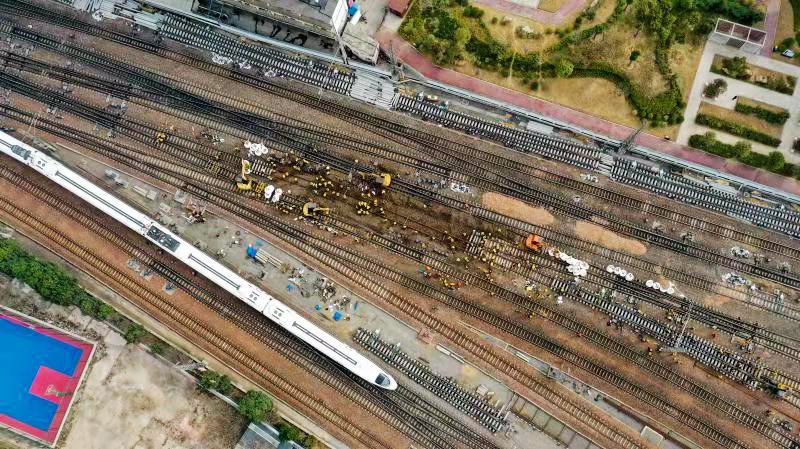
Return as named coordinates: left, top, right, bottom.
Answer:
left=791, top=0, right=800, bottom=30
left=537, top=0, right=568, bottom=13
left=699, top=102, right=784, bottom=137
left=695, top=110, right=781, bottom=147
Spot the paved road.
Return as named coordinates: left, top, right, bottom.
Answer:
left=760, top=0, right=780, bottom=57
left=376, top=29, right=800, bottom=196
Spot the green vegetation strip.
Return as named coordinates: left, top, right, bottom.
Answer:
left=689, top=133, right=800, bottom=179
left=792, top=0, right=800, bottom=31
left=695, top=113, right=781, bottom=147
left=734, top=103, right=790, bottom=125
left=0, top=238, right=113, bottom=319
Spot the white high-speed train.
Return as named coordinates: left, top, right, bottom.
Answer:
left=0, top=131, right=397, bottom=390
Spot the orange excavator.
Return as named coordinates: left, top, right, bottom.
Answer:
left=524, top=234, right=544, bottom=252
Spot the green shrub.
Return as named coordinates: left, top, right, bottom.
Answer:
left=734, top=103, right=790, bottom=125
left=689, top=132, right=746, bottom=158
left=124, top=323, right=146, bottom=344
left=555, top=58, right=574, bottom=77
left=689, top=133, right=798, bottom=179
left=0, top=239, right=113, bottom=320
left=198, top=370, right=232, bottom=394
left=491, top=16, right=498, bottom=24
left=149, top=341, right=166, bottom=355
left=778, top=37, right=796, bottom=52
left=703, top=78, right=727, bottom=99
left=238, top=390, right=273, bottom=422
left=463, top=5, right=485, bottom=18
left=695, top=113, right=781, bottom=147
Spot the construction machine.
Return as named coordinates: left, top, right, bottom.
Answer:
left=525, top=234, right=544, bottom=251
left=155, top=131, right=167, bottom=143
left=359, top=172, right=392, bottom=190
left=303, top=202, right=330, bottom=217
left=761, top=374, right=790, bottom=398
left=236, top=159, right=253, bottom=191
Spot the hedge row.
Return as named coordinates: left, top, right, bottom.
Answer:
left=695, top=113, right=781, bottom=147
left=734, top=102, right=790, bottom=125
left=689, top=133, right=800, bottom=179
left=0, top=238, right=113, bottom=319
left=791, top=0, right=800, bottom=30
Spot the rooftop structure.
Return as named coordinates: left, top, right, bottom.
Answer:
left=710, top=18, right=767, bottom=54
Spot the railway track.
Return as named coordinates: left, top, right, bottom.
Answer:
left=0, top=189, right=391, bottom=449
left=0, top=125, right=653, bottom=449
left=3, top=45, right=795, bottom=327
left=2, top=0, right=800, bottom=270
left=0, top=73, right=792, bottom=444
left=0, top=163, right=500, bottom=449
left=6, top=39, right=798, bottom=305
left=0, top=15, right=796, bottom=446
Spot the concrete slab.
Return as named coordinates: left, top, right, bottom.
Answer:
left=568, top=434, right=590, bottom=449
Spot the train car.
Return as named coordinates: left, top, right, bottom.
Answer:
left=0, top=131, right=397, bottom=390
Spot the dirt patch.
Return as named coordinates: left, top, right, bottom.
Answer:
left=481, top=192, right=555, bottom=226
left=574, top=221, right=646, bottom=255
left=61, top=346, right=247, bottom=449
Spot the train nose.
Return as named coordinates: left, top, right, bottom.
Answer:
left=375, top=373, right=398, bottom=390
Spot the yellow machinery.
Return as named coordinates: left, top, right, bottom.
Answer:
left=360, top=172, right=392, bottom=189
left=236, top=159, right=253, bottom=191
left=761, top=374, right=790, bottom=398
left=303, top=202, right=330, bottom=217
left=155, top=132, right=167, bottom=143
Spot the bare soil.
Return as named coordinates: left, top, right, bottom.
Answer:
left=574, top=221, right=647, bottom=255
left=481, top=192, right=555, bottom=225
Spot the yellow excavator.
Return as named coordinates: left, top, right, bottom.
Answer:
left=236, top=159, right=253, bottom=191
left=360, top=172, right=392, bottom=190
left=303, top=202, right=330, bottom=217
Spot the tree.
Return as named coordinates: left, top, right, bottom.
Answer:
left=778, top=37, right=796, bottom=52
left=555, top=58, right=574, bottom=78
left=199, top=370, right=222, bottom=391
left=217, top=375, right=233, bottom=395
left=124, top=323, right=146, bottom=344
left=721, top=56, right=749, bottom=79
left=238, top=390, right=273, bottom=422
left=767, top=151, right=785, bottom=171
left=302, top=434, right=318, bottom=448
left=629, top=50, right=641, bottom=63
left=733, top=141, right=751, bottom=158
left=276, top=422, right=303, bottom=442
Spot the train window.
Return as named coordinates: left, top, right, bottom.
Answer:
left=271, top=307, right=284, bottom=319
left=375, top=374, right=391, bottom=387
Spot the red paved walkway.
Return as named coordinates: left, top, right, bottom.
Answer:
left=760, top=0, right=780, bottom=56
left=473, top=0, right=587, bottom=24
left=377, top=29, right=800, bottom=196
